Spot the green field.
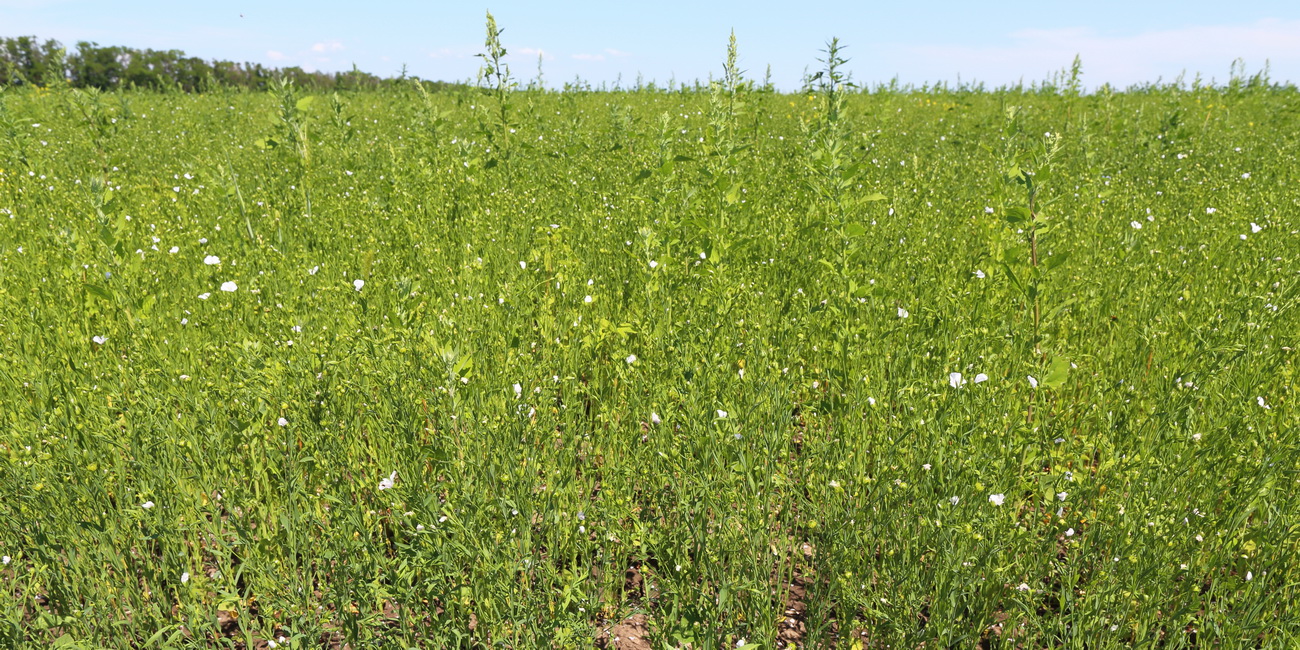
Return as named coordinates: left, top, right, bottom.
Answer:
left=1, top=69, right=1298, bottom=648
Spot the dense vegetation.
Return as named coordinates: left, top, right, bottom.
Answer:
left=0, top=36, right=429, bottom=92
left=0, top=42, right=1297, bottom=648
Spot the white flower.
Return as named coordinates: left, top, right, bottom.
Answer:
left=973, top=373, right=989, bottom=384
left=1206, top=207, right=1217, bottom=214
left=220, top=281, right=237, bottom=292
left=1241, top=172, right=1250, bottom=179
left=277, top=417, right=288, bottom=427
left=989, top=493, right=1005, bottom=506
left=198, top=292, right=211, bottom=300
left=92, top=335, right=107, bottom=345
left=353, top=279, right=365, bottom=291
left=626, top=354, right=637, bottom=364
left=984, top=206, right=994, bottom=214
left=973, top=269, right=985, bottom=278
left=1, top=555, right=10, bottom=565
left=181, top=571, right=190, bottom=583
left=649, top=260, right=658, bottom=269
left=1251, top=222, right=1263, bottom=233
left=949, top=496, right=960, bottom=506
left=378, top=471, right=397, bottom=490
left=204, top=255, right=221, bottom=265
left=142, top=501, right=155, bottom=509
left=169, top=246, right=179, bottom=254
left=948, top=372, right=965, bottom=388
left=309, top=265, right=319, bottom=275
left=736, top=639, right=746, bottom=648
left=897, top=307, right=909, bottom=318
left=1057, top=492, right=1068, bottom=501
left=922, top=463, right=931, bottom=471
left=700, top=252, right=707, bottom=259
left=584, top=295, right=593, bottom=303
left=1130, top=221, right=1142, bottom=230
left=716, top=409, right=728, bottom=419
left=512, top=383, right=522, bottom=399
left=1027, top=375, right=1039, bottom=389
left=199, top=237, right=208, bottom=244
left=650, top=412, right=661, bottom=425
left=519, top=261, right=527, bottom=269
left=1246, top=571, right=1253, bottom=581
left=1017, top=583, right=1030, bottom=592
left=1256, top=396, right=1271, bottom=410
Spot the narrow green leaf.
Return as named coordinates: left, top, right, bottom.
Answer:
left=84, top=284, right=116, bottom=303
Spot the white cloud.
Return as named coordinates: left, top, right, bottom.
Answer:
left=572, top=53, right=605, bottom=62
left=266, top=50, right=286, bottom=61
left=311, top=40, right=344, bottom=53
left=428, top=47, right=469, bottom=59
left=516, top=47, right=554, bottom=61
left=900, top=19, right=1300, bottom=88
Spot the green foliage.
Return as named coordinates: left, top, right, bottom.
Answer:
left=0, top=43, right=1296, bottom=650
left=0, top=35, right=433, bottom=92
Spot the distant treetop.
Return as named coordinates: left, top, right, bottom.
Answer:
left=0, top=36, right=457, bottom=92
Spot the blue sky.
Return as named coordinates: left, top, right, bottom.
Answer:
left=4, top=0, right=1300, bottom=90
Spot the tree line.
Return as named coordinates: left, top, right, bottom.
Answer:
left=0, top=36, right=460, bottom=92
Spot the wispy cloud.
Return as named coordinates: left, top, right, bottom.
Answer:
left=572, top=53, right=604, bottom=62
left=428, top=46, right=471, bottom=60
left=310, top=40, right=344, bottom=53
left=262, top=42, right=347, bottom=73
left=900, top=19, right=1300, bottom=87
left=516, top=47, right=554, bottom=61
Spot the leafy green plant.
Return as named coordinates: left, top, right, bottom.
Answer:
left=0, top=43, right=1294, bottom=650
